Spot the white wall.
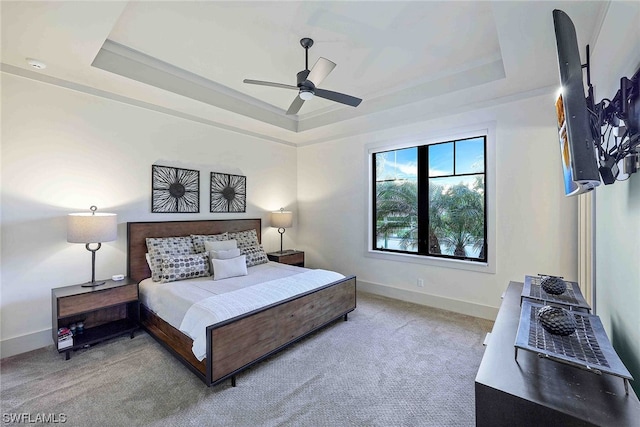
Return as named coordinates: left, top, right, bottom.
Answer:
left=589, top=0, right=640, bottom=397
left=0, top=74, right=298, bottom=357
left=297, top=93, right=578, bottom=319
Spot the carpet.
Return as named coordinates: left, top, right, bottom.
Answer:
left=1, top=292, right=493, bottom=426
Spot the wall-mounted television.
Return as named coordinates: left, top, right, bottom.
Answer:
left=552, top=9, right=601, bottom=196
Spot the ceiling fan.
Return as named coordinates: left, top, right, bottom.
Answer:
left=243, top=38, right=362, bottom=115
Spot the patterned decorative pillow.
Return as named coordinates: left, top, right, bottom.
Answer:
left=240, top=244, right=269, bottom=267
left=160, top=253, right=210, bottom=283
left=190, top=232, right=229, bottom=253
left=228, top=229, right=259, bottom=249
left=204, top=239, right=237, bottom=252
left=146, top=236, right=196, bottom=282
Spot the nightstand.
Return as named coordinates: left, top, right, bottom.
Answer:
left=267, top=250, right=304, bottom=267
left=52, top=279, right=139, bottom=360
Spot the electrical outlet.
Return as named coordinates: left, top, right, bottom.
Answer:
left=417, top=278, right=424, bottom=287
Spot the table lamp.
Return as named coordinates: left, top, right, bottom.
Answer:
left=270, top=208, right=293, bottom=253
left=67, top=205, right=117, bottom=287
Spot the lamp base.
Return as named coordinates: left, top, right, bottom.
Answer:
left=81, top=280, right=106, bottom=288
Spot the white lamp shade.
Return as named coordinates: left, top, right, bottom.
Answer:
left=67, top=213, right=118, bottom=243
left=271, top=210, right=293, bottom=228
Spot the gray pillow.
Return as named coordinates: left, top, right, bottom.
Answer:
left=160, top=253, right=210, bottom=283
left=240, top=244, right=269, bottom=267
left=190, top=232, right=229, bottom=253
left=228, top=229, right=259, bottom=249
left=146, top=236, right=196, bottom=282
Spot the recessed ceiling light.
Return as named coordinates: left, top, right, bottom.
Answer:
left=26, top=58, right=46, bottom=70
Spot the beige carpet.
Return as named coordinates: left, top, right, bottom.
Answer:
left=1, top=292, right=493, bottom=426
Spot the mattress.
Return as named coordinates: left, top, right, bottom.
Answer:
left=139, top=261, right=307, bottom=331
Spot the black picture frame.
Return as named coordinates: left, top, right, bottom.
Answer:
left=152, top=165, right=200, bottom=213
left=210, top=172, right=246, bottom=213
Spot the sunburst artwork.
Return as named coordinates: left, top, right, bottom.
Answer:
left=152, top=165, right=200, bottom=213
left=210, top=172, right=246, bottom=213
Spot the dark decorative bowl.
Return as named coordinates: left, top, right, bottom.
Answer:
left=540, top=276, right=567, bottom=295
left=537, top=305, right=577, bottom=336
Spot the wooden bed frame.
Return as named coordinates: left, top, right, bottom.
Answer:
left=127, top=219, right=356, bottom=387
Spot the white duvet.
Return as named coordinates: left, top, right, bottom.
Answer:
left=139, top=262, right=344, bottom=361
left=140, top=262, right=304, bottom=328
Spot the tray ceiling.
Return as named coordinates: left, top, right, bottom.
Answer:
left=1, top=1, right=608, bottom=146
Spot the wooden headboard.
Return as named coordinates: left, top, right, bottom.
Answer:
left=127, top=219, right=262, bottom=284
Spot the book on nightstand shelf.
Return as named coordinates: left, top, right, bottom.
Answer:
left=57, top=327, right=73, bottom=350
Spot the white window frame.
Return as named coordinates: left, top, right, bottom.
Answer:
left=365, top=122, right=496, bottom=274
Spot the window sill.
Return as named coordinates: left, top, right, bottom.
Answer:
left=366, top=249, right=495, bottom=274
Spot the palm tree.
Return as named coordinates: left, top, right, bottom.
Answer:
left=428, top=182, right=446, bottom=254
left=436, top=183, right=484, bottom=257
left=375, top=180, right=418, bottom=250
left=376, top=180, right=448, bottom=252
left=471, top=176, right=486, bottom=258
left=375, top=176, right=484, bottom=258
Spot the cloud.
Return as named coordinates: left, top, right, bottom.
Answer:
left=428, top=168, right=449, bottom=176
left=382, top=158, right=417, bottom=179
left=397, top=162, right=417, bottom=176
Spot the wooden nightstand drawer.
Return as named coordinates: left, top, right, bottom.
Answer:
left=58, top=283, right=137, bottom=317
left=281, top=252, right=304, bottom=265
left=267, top=250, right=304, bottom=267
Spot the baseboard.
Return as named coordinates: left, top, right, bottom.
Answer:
left=1, top=328, right=52, bottom=359
left=1, top=282, right=497, bottom=359
left=357, top=280, right=498, bottom=321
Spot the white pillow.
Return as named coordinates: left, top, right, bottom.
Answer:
left=211, top=255, right=248, bottom=280
left=204, top=239, right=238, bottom=252
left=209, top=248, right=241, bottom=260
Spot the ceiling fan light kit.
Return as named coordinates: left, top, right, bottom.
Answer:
left=299, top=90, right=314, bottom=101
left=243, top=37, right=362, bottom=115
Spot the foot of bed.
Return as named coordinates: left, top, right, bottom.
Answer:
left=343, top=313, right=348, bottom=321
left=231, top=375, right=237, bottom=387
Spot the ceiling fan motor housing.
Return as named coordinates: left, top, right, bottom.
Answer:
left=296, top=70, right=311, bottom=87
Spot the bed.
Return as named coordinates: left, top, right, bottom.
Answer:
left=127, top=219, right=356, bottom=387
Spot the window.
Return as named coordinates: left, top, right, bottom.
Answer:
left=372, top=136, right=487, bottom=263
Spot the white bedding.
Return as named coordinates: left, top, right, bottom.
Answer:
left=139, top=261, right=345, bottom=361
left=139, top=261, right=306, bottom=329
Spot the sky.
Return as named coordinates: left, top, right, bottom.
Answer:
left=376, top=137, right=484, bottom=190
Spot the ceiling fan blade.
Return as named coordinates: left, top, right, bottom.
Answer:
left=286, top=96, right=305, bottom=115
left=314, top=88, right=362, bottom=107
left=306, top=57, right=336, bottom=87
left=243, top=79, right=298, bottom=90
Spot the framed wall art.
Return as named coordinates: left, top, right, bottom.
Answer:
left=152, top=165, right=200, bottom=213
left=210, top=172, right=246, bottom=213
